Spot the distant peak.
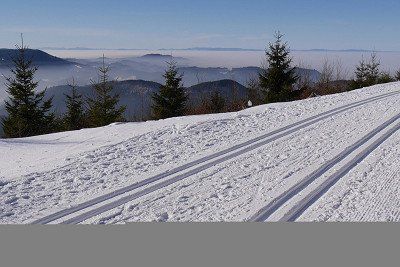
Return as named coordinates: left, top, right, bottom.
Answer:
left=0, top=48, right=74, bottom=66
left=140, top=53, right=173, bottom=58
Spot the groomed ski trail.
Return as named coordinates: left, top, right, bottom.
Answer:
left=32, top=90, right=400, bottom=224
left=250, top=113, right=400, bottom=222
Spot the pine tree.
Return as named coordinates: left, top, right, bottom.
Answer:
left=377, top=72, right=395, bottom=84
left=1, top=39, right=55, bottom=138
left=259, top=31, right=298, bottom=103
left=350, top=56, right=368, bottom=90
left=87, top=56, right=126, bottom=127
left=152, top=61, right=187, bottom=119
left=365, top=52, right=380, bottom=85
left=210, top=91, right=226, bottom=113
left=64, top=79, right=85, bottom=130
left=350, top=53, right=383, bottom=90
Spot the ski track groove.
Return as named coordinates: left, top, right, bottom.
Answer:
left=281, top=119, right=400, bottom=222
left=31, top=90, right=400, bottom=224
left=250, top=112, right=400, bottom=222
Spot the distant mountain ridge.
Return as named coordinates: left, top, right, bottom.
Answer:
left=140, top=54, right=174, bottom=59
left=178, top=66, right=321, bottom=86
left=38, top=47, right=395, bottom=52
left=43, top=80, right=161, bottom=120
left=188, top=79, right=248, bottom=105
left=0, top=49, right=74, bottom=67
left=49, top=53, right=320, bottom=87
left=30, top=79, right=250, bottom=120
left=160, top=47, right=263, bottom=52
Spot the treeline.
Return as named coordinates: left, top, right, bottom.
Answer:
left=244, top=33, right=400, bottom=103
left=2, top=34, right=400, bottom=138
left=1, top=41, right=126, bottom=138
left=186, top=82, right=249, bottom=115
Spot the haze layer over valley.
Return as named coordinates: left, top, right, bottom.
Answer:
left=1, top=48, right=399, bottom=120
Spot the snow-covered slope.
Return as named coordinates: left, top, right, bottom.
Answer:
left=1, top=82, right=400, bottom=223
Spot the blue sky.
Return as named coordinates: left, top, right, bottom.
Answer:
left=1, top=0, right=399, bottom=50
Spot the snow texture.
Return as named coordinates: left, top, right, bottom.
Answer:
left=1, top=82, right=400, bottom=223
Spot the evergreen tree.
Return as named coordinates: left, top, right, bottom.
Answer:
left=377, top=72, right=395, bottom=84
left=259, top=31, right=298, bottom=103
left=87, top=56, right=126, bottom=127
left=210, top=91, right=226, bottom=113
left=64, top=79, right=85, bottom=130
left=350, top=56, right=368, bottom=89
left=350, top=53, right=385, bottom=90
left=365, top=52, right=380, bottom=85
left=1, top=39, right=55, bottom=138
left=152, top=61, right=187, bottom=119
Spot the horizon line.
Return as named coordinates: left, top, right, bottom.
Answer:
left=28, top=47, right=400, bottom=53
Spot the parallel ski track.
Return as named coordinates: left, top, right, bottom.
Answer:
left=32, top=91, right=400, bottom=224
left=280, top=120, right=400, bottom=222
left=250, top=112, right=400, bottom=222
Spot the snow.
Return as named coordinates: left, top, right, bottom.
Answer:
left=1, top=82, right=400, bottom=223
left=0, top=118, right=219, bottom=180
left=300, top=129, right=400, bottom=222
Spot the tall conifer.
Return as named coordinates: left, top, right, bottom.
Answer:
left=152, top=61, right=187, bottom=119
left=87, top=56, right=126, bottom=127
left=259, top=31, right=298, bottom=103
left=64, top=79, right=85, bottom=130
left=1, top=38, right=55, bottom=138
